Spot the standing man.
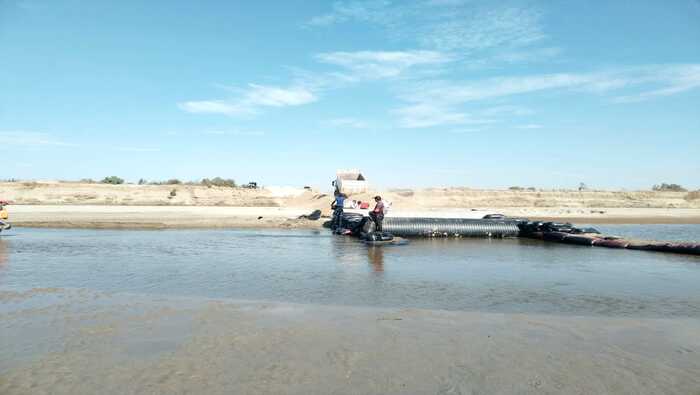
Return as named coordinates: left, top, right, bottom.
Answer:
left=369, top=195, right=384, bottom=232
left=331, top=192, right=346, bottom=230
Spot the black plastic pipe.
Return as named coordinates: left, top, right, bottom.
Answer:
left=376, top=217, right=521, bottom=238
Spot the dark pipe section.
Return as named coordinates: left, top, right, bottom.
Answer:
left=379, top=217, right=521, bottom=238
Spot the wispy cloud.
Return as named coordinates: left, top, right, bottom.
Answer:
left=322, top=118, right=369, bottom=129
left=308, top=2, right=547, bottom=56
left=392, top=103, right=494, bottom=129
left=306, top=0, right=395, bottom=27
left=516, top=124, right=543, bottom=130
left=612, top=64, right=700, bottom=103
left=401, top=64, right=700, bottom=106
left=315, top=50, right=453, bottom=79
left=179, top=84, right=317, bottom=117
left=391, top=64, right=700, bottom=128
left=482, top=105, right=534, bottom=116
left=179, top=100, right=256, bottom=117
left=418, top=7, right=545, bottom=52
left=0, top=131, right=75, bottom=147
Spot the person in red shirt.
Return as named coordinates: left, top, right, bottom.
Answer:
left=369, top=195, right=384, bottom=232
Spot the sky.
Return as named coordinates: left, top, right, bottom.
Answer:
left=1, top=0, right=699, bottom=190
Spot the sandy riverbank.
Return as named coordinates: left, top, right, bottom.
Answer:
left=5, top=204, right=700, bottom=229
left=2, top=182, right=700, bottom=228
left=1, top=288, right=698, bottom=394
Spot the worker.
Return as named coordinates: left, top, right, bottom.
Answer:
left=331, top=192, right=346, bottom=230
left=369, top=195, right=384, bottom=232
left=0, top=201, right=10, bottom=231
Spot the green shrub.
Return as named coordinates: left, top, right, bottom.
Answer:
left=169, top=189, right=177, bottom=197
left=201, top=177, right=236, bottom=188
left=652, top=183, right=687, bottom=192
left=101, top=176, right=124, bottom=185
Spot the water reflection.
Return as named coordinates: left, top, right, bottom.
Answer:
left=367, top=246, right=384, bottom=273
left=0, top=239, right=7, bottom=269
left=2, top=227, right=700, bottom=316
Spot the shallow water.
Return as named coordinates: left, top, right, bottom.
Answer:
left=1, top=226, right=699, bottom=317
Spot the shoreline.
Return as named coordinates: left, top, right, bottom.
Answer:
left=2, top=288, right=699, bottom=394
left=4, top=205, right=700, bottom=229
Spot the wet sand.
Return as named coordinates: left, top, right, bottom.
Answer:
left=1, top=288, right=699, bottom=395
left=6, top=205, right=700, bottom=229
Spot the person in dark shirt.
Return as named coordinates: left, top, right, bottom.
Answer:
left=331, top=192, right=346, bottom=230
left=369, top=195, right=384, bottom=232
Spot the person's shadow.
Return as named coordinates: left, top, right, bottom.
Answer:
left=367, top=246, right=384, bottom=273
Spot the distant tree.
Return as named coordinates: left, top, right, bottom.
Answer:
left=166, top=179, right=182, bottom=185
left=652, top=183, right=686, bottom=192
left=508, top=186, right=524, bottom=191
left=138, top=178, right=147, bottom=185
left=578, top=182, right=588, bottom=191
left=101, top=176, right=124, bottom=185
left=201, top=177, right=236, bottom=188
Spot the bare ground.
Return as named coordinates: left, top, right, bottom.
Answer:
left=2, top=182, right=700, bottom=227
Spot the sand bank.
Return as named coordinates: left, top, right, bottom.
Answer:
left=1, top=288, right=698, bottom=394
left=5, top=204, right=700, bottom=229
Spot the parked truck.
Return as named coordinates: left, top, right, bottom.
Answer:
left=332, top=169, right=368, bottom=195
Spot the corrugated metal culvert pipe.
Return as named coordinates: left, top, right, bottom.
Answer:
left=373, top=217, right=521, bottom=238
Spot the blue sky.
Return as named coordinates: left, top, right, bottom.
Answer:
left=1, top=0, right=699, bottom=189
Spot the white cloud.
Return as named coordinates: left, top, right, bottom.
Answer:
left=392, top=103, right=494, bottom=129
left=322, top=118, right=369, bottom=129
left=418, top=7, right=545, bottom=52
left=245, top=84, right=316, bottom=107
left=316, top=50, right=453, bottom=79
left=390, top=64, right=700, bottom=128
left=482, top=105, right=534, bottom=116
left=403, top=73, right=598, bottom=105
left=0, top=131, right=75, bottom=147
left=612, top=64, right=700, bottom=103
left=402, top=64, right=700, bottom=106
left=179, top=84, right=317, bottom=117
left=308, top=2, right=547, bottom=56
left=178, top=100, right=256, bottom=117
left=306, top=1, right=394, bottom=27
left=516, top=124, right=543, bottom=129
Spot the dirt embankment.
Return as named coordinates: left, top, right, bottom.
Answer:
left=2, top=182, right=699, bottom=209
left=2, top=182, right=700, bottom=227
left=0, top=181, right=282, bottom=207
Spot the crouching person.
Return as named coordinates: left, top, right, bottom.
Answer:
left=0, top=201, right=10, bottom=231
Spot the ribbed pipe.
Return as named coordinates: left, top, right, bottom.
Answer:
left=378, top=217, right=520, bottom=238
